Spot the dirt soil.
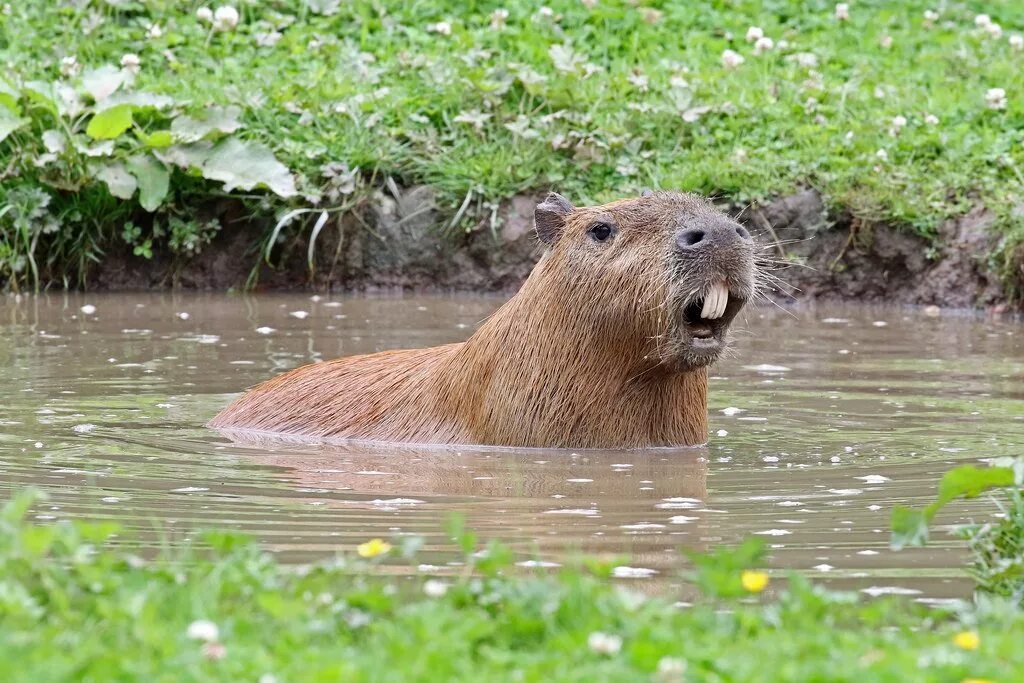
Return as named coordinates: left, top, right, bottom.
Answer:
left=89, top=186, right=1012, bottom=310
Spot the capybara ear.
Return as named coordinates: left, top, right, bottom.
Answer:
left=641, top=188, right=654, bottom=197
left=535, top=192, right=574, bottom=245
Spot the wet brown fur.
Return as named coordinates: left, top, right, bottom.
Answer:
left=209, top=192, right=756, bottom=448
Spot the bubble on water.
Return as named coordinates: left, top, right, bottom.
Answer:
left=721, top=406, right=745, bottom=416
left=371, top=498, right=425, bottom=506
left=812, top=564, right=834, bottom=572
left=828, top=488, right=863, bottom=496
left=544, top=508, right=599, bottom=516
left=612, top=566, right=657, bottom=579
left=101, top=496, right=120, bottom=503
left=417, top=564, right=441, bottom=572
left=620, top=523, right=666, bottom=531
left=872, top=321, right=888, bottom=327
left=611, top=463, right=633, bottom=468
left=755, top=529, right=792, bottom=536
left=289, top=311, right=309, bottom=319
left=80, top=304, right=97, bottom=315
left=861, top=586, right=921, bottom=597
left=170, top=487, right=209, bottom=493
left=655, top=498, right=701, bottom=510
left=742, top=364, right=791, bottom=373
left=34, top=442, right=43, bottom=448
left=838, top=349, right=850, bottom=354
left=567, top=478, right=594, bottom=483
left=72, top=423, right=97, bottom=433
left=716, top=429, right=728, bottom=437
left=255, top=326, right=276, bottom=334
left=763, top=456, right=780, bottom=462
left=856, top=475, right=890, bottom=484
left=821, top=317, right=849, bottom=324
left=310, top=295, right=322, bottom=302
left=844, top=446, right=854, bottom=453
left=857, top=550, right=880, bottom=555
left=867, top=504, right=882, bottom=511
left=176, top=312, right=190, bottom=320
left=830, top=456, right=841, bottom=463
left=669, top=515, right=698, bottom=524
left=516, top=560, right=561, bottom=568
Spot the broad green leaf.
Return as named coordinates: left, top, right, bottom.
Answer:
left=22, top=81, right=59, bottom=117
left=126, top=154, right=170, bottom=211
left=153, top=142, right=214, bottom=169
left=0, top=109, right=28, bottom=143
left=137, top=130, right=173, bottom=148
left=890, top=505, right=931, bottom=550
left=0, top=78, right=19, bottom=114
left=95, top=162, right=137, bottom=199
left=96, top=91, right=174, bottom=112
left=42, top=130, right=66, bottom=153
left=201, top=138, right=297, bottom=197
left=80, top=65, right=126, bottom=102
left=936, top=465, right=1015, bottom=508
left=170, top=106, right=243, bottom=143
left=86, top=104, right=134, bottom=140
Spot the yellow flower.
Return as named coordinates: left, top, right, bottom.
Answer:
left=357, top=538, right=392, bottom=558
left=741, top=570, right=769, bottom=593
left=953, top=631, right=980, bottom=651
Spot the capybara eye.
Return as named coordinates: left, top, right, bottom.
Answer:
left=588, top=222, right=615, bottom=242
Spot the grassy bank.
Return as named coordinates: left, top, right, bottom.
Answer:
left=1, top=491, right=1022, bottom=682
left=2, top=1, right=1023, bottom=292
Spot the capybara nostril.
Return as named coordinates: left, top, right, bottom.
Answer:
left=676, top=228, right=706, bottom=249
left=735, top=225, right=752, bottom=241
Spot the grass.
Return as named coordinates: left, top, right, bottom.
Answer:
left=3, top=490, right=1024, bottom=683
left=2, top=1, right=1024, bottom=292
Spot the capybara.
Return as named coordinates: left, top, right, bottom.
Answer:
left=210, top=191, right=757, bottom=448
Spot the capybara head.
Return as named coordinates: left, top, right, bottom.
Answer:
left=532, top=190, right=756, bottom=371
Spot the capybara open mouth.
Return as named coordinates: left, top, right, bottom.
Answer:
left=675, top=280, right=748, bottom=365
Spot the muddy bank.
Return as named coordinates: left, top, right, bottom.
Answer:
left=90, top=186, right=1015, bottom=310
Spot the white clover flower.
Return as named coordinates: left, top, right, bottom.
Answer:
left=213, top=6, right=239, bottom=31
left=790, top=52, right=818, bottom=69
left=60, top=55, right=80, bottom=77
left=923, top=9, right=939, bottom=24
left=196, top=7, right=213, bottom=22
left=974, top=14, right=992, bottom=29
left=986, top=22, right=1003, bottom=39
left=427, top=21, right=452, bottom=35
left=985, top=87, right=1007, bottom=110
left=201, top=642, right=226, bottom=660
left=538, top=6, right=554, bottom=18
left=1011, top=34, right=1024, bottom=51
left=777, top=38, right=790, bottom=49
left=889, top=115, right=907, bottom=136
left=834, top=3, right=849, bottom=21
left=490, top=8, right=509, bottom=29
left=753, top=36, right=774, bottom=55
left=873, top=85, right=886, bottom=99
left=423, top=580, right=449, bottom=597
left=657, top=657, right=688, bottom=675
left=581, top=0, right=597, bottom=8
left=924, top=113, right=939, bottom=125
left=876, top=148, right=888, bottom=161
left=721, top=49, right=744, bottom=69
left=120, top=53, right=141, bottom=73
left=186, top=620, right=219, bottom=642
left=588, top=632, right=622, bottom=655
left=879, top=35, right=893, bottom=49
left=745, top=26, right=764, bottom=43
left=147, top=23, right=162, bottom=39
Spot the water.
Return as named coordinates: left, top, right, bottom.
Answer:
left=2, top=293, right=1022, bottom=599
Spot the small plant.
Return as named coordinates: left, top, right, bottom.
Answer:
left=891, top=458, right=1024, bottom=603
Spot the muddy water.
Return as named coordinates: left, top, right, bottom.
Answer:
left=2, top=294, right=1022, bottom=599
